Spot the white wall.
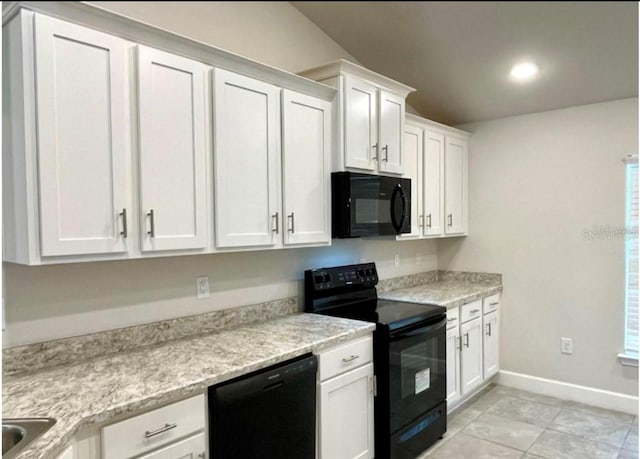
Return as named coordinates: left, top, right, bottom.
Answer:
left=439, top=98, right=638, bottom=395
left=2, top=1, right=437, bottom=348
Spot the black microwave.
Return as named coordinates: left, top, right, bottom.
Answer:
left=332, top=172, right=411, bottom=238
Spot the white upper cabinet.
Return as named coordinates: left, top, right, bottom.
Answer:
left=137, top=46, right=208, bottom=252
left=396, top=114, right=469, bottom=241
left=34, top=14, right=131, bottom=257
left=378, top=90, right=405, bottom=175
left=444, top=136, right=468, bottom=235
left=3, top=6, right=335, bottom=264
left=344, top=74, right=378, bottom=171
left=398, top=123, right=423, bottom=239
left=298, top=60, right=414, bottom=175
left=213, top=68, right=281, bottom=249
left=423, top=129, right=445, bottom=237
left=281, top=90, right=331, bottom=246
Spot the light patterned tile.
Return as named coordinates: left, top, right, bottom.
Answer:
left=429, top=432, right=522, bottom=459
left=463, top=413, right=544, bottom=451
left=563, top=401, right=635, bottom=424
left=447, top=406, right=483, bottom=434
left=528, top=429, right=619, bottom=459
left=491, top=385, right=567, bottom=408
left=623, top=422, right=639, bottom=452
left=618, top=449, right=639, bottom=459
left=487, top=395, right=562, bottom=427
left=550, top=408, right=631, bottom=447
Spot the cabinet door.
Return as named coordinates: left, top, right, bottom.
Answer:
left=446, top=326, right=461, bottom=405
left=423, top=129, right=445, bottom=237
left=444, top=136, right=468, bottom=235
left=483, top=311, right=499, bottom=379
left=460, top=317, right=483, bottom=394
left=138, top=46, right=208, bottom=252
left=343, top=74, right=377, bottom=171
left=319, top=363, right=374, bottom=459
left=378, top=90, right=404, bottom=175
left=398, top=124, right=423, bottom=239
left=34, top=14, right=130, bottom=256
left=281, top=89, right=331, bottom=245
left=138, top=432, right=205, bottom=459
left=213, top=68, right=280, bottom=248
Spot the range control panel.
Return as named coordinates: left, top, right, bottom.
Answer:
left=304, top=262, right=378, bottom=293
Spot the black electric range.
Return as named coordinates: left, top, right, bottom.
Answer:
left=305, top=263, right=447, bottom=459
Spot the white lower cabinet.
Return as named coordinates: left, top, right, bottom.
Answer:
left=460, top=317, right=483, bottom=394
left=446, top=295, right=500, bottom=411
left=445, top=326, right=461, bottom=405
left=316, top=335, right=374, bottom=459
left=138, top=433, right=205, bottom=459
left=102, top=394, right=205, bottom=459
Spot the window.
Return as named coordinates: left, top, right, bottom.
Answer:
left=624, top=157, right=638, bottom=358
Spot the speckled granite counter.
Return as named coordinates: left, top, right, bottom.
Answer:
left=378, top=271, right=502, bottom=308
left=3, top=313, right=374, bottom=459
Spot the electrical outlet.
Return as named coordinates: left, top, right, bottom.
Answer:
left=394, top=254, right=400, bottom=267
left=561, top=337, right=573, bottom=354
left=196, top=276, right=210, bottom=300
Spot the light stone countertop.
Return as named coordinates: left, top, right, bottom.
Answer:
left=3, top=313, right=375, bottom=459
left=378, top=276, right=503, bottom=309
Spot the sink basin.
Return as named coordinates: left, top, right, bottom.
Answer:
left=2, top=418, right=56, bottom=459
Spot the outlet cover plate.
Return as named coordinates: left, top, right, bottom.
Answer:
left=561, top=337, right=573, bottom=354
left=196, top=276, right=210, bottom=300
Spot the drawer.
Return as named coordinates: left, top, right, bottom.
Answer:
left=446, top=307, right=459, bottom=329
left=317, top=335, right=373, bottom=381
left=460, top=300, right=483, bottom=323
left=483, top=294, right=500, bottom=314
left=102, top=394, right=205, bottom=459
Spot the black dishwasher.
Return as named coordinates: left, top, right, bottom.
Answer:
left=208, top=353, right=317, bottom=459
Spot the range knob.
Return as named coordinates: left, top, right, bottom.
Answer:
left=356, top=268, right=365, bottom=277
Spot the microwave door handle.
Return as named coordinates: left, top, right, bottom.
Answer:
left=398, top=185, right=407, bottom=231
left=390, top=185, right=401, bottom=233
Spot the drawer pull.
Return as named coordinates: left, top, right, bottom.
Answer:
left=447, top=318, right=456, bottom=322
left=342, top=355, right=360, bottom=363
left=470, top=309, right=480, bottom=314
left=144, top=423, right=177, bottom=439
left=490, top=302, right=499, bottom=306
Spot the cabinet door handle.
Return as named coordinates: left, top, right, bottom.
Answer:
left=419, top=215, right=424, bottom=228
left=372, top=143, right=378, bottom=161
left=120, top=209, right=128, bottom=238
left=342, top=355, right=359, bottom=363
left=288, top=212, right=295, bottom=233
left=448, top=213, right=453, bottom=227
left=427, top=213, right=432, bottom=229
left=147, top=209, right=155, bottom=238
left=464, top=333, right=469, bottom=348
left=457, top=336, right=462, bottom=351
left=197, top=454, right=205, bottom=459
left=382, top=144, right=389, bottom=162
left=144, top=423, right=177, bottom=439
left=486, top=323, right=492, bottom=336
left=272, top=212, right=279, bottom=233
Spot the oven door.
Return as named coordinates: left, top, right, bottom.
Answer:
left=349, top=173, right=410, bottom=237
left=388, top=316, right=446, bottom=433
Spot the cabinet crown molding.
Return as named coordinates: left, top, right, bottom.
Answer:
left=406, top=113, right=471, bottom=138
left=298, top=59, right=415, bottom=97
left=3, top=1, right=336, bottom=101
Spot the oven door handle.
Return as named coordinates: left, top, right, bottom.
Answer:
left=389, top=315, right=446, bottom=340
left=390, top=184, right=407, bottom=235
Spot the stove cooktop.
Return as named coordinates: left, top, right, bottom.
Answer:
left=375, top=299, right=446, bottom=332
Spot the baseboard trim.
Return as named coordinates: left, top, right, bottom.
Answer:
left=497, top=370, right=638, bottom=415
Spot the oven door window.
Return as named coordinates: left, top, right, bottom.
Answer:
left=389, top=318, right=446, bottom=433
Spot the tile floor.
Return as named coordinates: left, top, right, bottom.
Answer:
left=419, top=384, right=638, bottom=459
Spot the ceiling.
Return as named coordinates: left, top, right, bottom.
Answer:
left=291, top=1, right=638, bottom=125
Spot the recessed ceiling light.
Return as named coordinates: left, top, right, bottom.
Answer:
left=510, top=62, right=538, bottom=81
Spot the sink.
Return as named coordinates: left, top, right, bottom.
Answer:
left=2, top=418, right=56, bottom=459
